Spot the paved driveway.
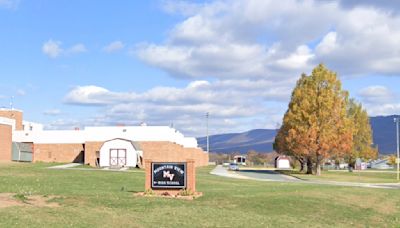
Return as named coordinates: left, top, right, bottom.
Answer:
left=210, top=165, right=400, bottom=189
left=210, top=165, right=299, bottom=182
left=237, top=169, right=300, bottom=182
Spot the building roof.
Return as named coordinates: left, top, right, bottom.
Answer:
left=102, top=138, right=142, bottom=151
left=0, top=108, right=23, bottom=112
left=13, top=125, right=198, bottom=148
left=0, top=117, right=16, bottom=128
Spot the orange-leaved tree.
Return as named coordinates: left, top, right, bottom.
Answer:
left=274, top=64, right=353, bottom=175
left=274, top=73, right=313, bottom=173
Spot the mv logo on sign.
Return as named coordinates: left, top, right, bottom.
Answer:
left=151, top=163, right=186, bottom=189
left=163, top=171, right=175, bottom=181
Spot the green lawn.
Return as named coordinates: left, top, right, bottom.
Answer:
left=1, top=162, right=400, bottom=227
left=279, top=169, right=399, bottom=183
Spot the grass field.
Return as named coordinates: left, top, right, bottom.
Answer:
left=1, top=162, right=400, bottom=227
left=279, top=170, right=399, bottom=183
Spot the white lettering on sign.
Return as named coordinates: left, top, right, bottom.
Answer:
left=163, top=170, right=175, bottom=181
left=153, top=165, right=175, bottom=174
left=151, top=163, right=186, bottom=189
left=174, top=166, right=184, bottom=174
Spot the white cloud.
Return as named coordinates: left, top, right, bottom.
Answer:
left=358, top=85, right=400, bottom=116
left=42, top=40, right=63, bottom=58
left=133, top=0, right=400, bottom=132
left=275, top=45, right=314, bottom=70
left=136, top=0, right=400, bottom=78
left=62, top=80, right=290, bottom=135
left=137, top=42, right=276, bottom=79
left=42, top=40, right=87, bottom=58
left=137, top=0, right=338, bottom=79
left=358, top=85, right=395, bottom=103
left=0, top=0, right=19, bottom=9
left=316, top=32, right=338, bottom=55
left=65, top=79, right=290, bottom=107
left=43, top=109, right=62, bottom=116
left=103, top=41, right=124, bottom=52
left=364, top=104, right=400, bottom=116
left=64, top=85, right=137, bottom=105
left=16, top=89, right=25, bottom=96
left=67, top=43, right=87, bottom=54
left=45, top=118, right=82, bottom=130
left=57, top=0, right=400, bottom=135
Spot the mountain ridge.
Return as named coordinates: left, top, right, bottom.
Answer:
left=197, top=116, right=399, bottom=155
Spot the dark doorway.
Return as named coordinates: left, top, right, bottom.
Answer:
left=73, top=150, right=85, bottom=163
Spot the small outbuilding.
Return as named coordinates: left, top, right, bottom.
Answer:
left=275, top=156, right=291, bottom=169
left=99, top=138, right=143, bottom=168
left=233, top=155, right=246, bottom=165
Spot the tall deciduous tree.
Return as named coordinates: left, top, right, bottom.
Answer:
left=274, top=106, right=309, bottom=172
left=346, top=99, right=377, bottom=169
left=274, top=64, right=353, bottom=175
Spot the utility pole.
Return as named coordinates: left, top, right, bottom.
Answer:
left=206, top=112, right=209, bottom=153
left=394, top=117, right=400, bottom=181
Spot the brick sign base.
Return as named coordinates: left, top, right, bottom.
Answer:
left=145, top=159, right=196, bottom=196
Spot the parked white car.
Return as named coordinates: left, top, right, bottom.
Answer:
left=229, top=163, right=239, bottom=171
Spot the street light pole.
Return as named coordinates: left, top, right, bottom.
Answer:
left=10, top=96, right=14, bottom=110
left=206, top=112, right=209, bottom=153
left=395, top=117, right=400, bottom=181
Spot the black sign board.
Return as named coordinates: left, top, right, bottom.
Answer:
left=151, top=162, right=186, bottom=189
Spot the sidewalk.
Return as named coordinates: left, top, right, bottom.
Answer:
left=47, top=163, right=143, bottom=173
left=47, top=163, right=81, bottom=169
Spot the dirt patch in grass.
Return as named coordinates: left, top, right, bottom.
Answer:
left=0, top=193, right=22, bottom=208
left=0, top=193, right=60, bottom=209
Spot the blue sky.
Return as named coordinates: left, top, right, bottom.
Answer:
left=1, top=1, right=183, bottom=121
left=1, top=0, right=400, bottom=136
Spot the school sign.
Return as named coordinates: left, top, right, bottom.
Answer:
left=145, top=159, right=196, bottom=195
left=151, top=163, right=186, bottom=189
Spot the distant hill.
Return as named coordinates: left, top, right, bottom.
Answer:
left=197, top=116, right=399, bottom=155
left=197, top=129, right=276, bottom=154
